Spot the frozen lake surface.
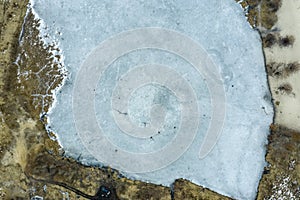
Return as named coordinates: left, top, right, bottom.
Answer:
left=31, top=0, right=273, bottom=199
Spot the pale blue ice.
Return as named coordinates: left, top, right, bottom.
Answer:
left=31, top=0, right=274, bottom=199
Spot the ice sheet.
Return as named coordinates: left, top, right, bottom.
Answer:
left=30, top=0, right=273, bottom=199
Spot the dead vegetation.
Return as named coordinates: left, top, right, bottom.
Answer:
left=262, top=33, right=295, bottom=48
left=262, top=33, right=278, bottom=48
left=257, top=124, right=300, bottom=200
left=237, top=0, right=282, bottom=29
left=266, top=62, right=300, bottom=78
left=278, top=35, right=295, bottom=47
left=277, top=83, right=293, bottom=95
left=173, top=179, right=232, bottom=200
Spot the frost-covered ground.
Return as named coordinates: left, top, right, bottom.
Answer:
left=30, top=0, right=273, bottom=199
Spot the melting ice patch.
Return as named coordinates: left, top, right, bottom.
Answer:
left=30, top=0, right=273, bottom=199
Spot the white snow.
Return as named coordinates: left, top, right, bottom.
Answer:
left=269, top=176, right=297, bottom=200
left=30, top=0, right=273, bottom=199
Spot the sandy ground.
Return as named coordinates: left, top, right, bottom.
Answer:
left=264, top=0, right=300, bottom=131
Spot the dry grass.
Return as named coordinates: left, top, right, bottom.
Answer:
left=257, top=125, right=300, bottom=200
left=277, top=83, right=293, bottom=95
left=278, top=35, right=295, bottom=47
left=267, top=62, right=300, bottom=78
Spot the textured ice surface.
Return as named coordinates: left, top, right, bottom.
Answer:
left=31, top=0, right=273, bottom=199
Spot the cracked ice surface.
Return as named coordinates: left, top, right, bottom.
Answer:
left=31, top=0, right=273, bottom=199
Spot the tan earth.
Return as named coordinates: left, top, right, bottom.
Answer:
left=263, top=0, right=300, bottom=132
